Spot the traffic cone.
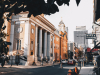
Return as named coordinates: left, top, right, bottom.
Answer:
left=75, top=67, right=77, bottom=74
left=67, top=69, right=72, bottom=75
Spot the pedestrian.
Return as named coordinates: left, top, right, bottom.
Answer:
left=52, top=59, right=55, bottom=67
left=46, top=57, right=48, bottom=64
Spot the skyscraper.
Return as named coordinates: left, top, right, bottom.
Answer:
left=74, top=26, right=88, bottom=48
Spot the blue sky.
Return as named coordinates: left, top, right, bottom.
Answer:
left=45, top=0, right=93, bottom=47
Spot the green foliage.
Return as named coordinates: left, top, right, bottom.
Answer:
left=0, top=0, right=81, bottom=28
left=0, top=0, right=81, bottom=54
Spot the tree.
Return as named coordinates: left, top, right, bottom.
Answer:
left=0, top=0, right=81, bottom=28
left=0, top=0, right=81, bottom=54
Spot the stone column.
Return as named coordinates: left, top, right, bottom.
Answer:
left=35, top=25, right=38, bottom=62
left=47, top=32, right=51, bottom=60
left=9, top=22, right=14, bottom=54
left=53, top=35, right=54, bottom=60
left=39, top=28, right=42, bottom=58
left=44, top=31, right=47, bottom=58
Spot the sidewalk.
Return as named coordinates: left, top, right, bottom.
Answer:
left=79, top=66, right=94, bottom=75
left=79, top=63, right=94, bottom=75
left=1, top=62, right=60, bottom=68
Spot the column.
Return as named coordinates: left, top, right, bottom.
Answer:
left=9, top=22, right=15, bottom=54
left=35, top=25, right=38, bottom=61
left=39, top=28, right=42, bottom=57
left=47, top=33, right=51, bottom=59
left=24, top=20, right=30, bottom=56
left=44, top=31, right=47, bottom=57
left=53, top=35, right=54, bottom=60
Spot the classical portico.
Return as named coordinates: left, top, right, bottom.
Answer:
left=35, top=26, right=52, bottom=61
left=34, top=15, right=56, bottom=62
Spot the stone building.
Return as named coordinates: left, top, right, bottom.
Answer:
left=5, top=12, right=56, bottom=65
left=4, top=12, right=68, bottom=65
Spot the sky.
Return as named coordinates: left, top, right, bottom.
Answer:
left=44, top=0, right=93, bottom=47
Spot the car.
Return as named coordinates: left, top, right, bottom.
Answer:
left=61, top=59, right=68, bottom=64
left=67, top=59, right=76, bottom=65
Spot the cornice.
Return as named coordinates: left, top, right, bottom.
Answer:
left=36, top=15, right=56, bottom=31
left=29, top=18, right=54, bottom=34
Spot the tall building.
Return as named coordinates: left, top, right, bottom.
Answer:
left=58, top=20, right=68, bottom=60
left=74, top=26, right=88, bottom=49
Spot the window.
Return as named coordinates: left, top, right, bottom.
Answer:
left=32, top=29, right=34, bottom=34
left=17, top=27, right=23, bottom=33
left=31, top=41, right=33, bottom=50
left=31, top=52, right=33, bottom=55
left=17, top=39, right=21, bottom=50
left=51, top=38, right=52, bottom=41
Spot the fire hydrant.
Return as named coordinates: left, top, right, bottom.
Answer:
left=67, top=69, right=72, bottom=75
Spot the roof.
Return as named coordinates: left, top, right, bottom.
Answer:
left=59, top=20, right=65, bottom=27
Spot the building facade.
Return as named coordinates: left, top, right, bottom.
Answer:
left=68, top=42, right=74, bottom=59
left=58, top=20, right=68, bottom=60
left=5, top=12, right=56, bottom=65
left=54, top=29, right=60, bottom=61
left=4, top=13, right=68, bottom=65
left=74, top=26, right=88, bottom=48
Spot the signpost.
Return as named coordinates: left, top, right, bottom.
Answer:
left=86, top=34, right=96, bottom=39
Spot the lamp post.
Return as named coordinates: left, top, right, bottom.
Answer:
left=77, top=35, right=86, bottom=67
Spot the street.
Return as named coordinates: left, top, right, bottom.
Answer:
left=0, top=64, right=78, bottom=75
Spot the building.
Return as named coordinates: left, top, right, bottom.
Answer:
left=68, top=42, right=74, bottom=59
left=74, top=26, right=88, bottom=49
left=76, top=26, right=86, bottom=31
left=92, top=19, right=100, bottom=45
left=58, top=20, right=68, bottom=60
left=4, top=13, right=68, bottom=65
left=54, top=28, right=60, bottom=61
left=5, top=12, right=56, bottom=65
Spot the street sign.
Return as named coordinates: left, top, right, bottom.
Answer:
left=86, top=34, right=96, bottom=39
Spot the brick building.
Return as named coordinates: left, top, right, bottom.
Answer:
left=54, top=29, right=60, bottom=61
left=58, top=20, right=68, bottom=60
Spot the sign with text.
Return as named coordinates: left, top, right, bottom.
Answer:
left=86, top=34, right=96, bottom=39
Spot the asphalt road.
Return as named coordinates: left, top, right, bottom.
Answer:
left=0, top=64, right=78, bottom=75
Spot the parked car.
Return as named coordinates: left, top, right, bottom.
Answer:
left=61, top=59, right=68, bottom=64
left=67, top=59, right=76, bottom=65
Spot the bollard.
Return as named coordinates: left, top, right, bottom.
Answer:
left=67, top=69, right=72, bottom=75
